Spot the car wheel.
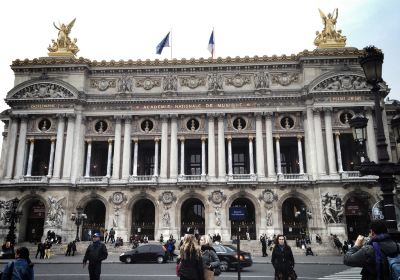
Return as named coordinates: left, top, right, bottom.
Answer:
left=220, top=261, right=229, bottom=272
left=156, top=256, right=164, bottom=264
left=125, top=256, right=132, bottom=264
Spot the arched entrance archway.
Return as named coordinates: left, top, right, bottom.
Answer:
left=230, top=198, right=256, bottom=240
left=132, top=199, right=155, bottom=240
left=82, top=199, right=106, bottom=241
left=345, top=196, right=370, bottom=240
left=21, top=199, right=45, bottom=242
left=181, top=198, right=205, bottom=236
left=282, top=197, right=308, bottom=240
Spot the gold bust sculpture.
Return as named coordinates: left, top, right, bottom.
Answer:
left=314, top=9, right=347, bottom=48
left=48, top=18, right=79, bottom=57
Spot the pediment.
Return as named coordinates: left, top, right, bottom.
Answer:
left=310, top=74, right=370, bottom=92
left=6, top=79, right=79, bottom=101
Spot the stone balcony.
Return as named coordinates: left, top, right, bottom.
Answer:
left=177, top=175, right=206, bottom=183
left=77, top=176, right=110, bottom=184
left=227, top=173, right=258, bottom=183
left=21, top=176, right=49, bottom=183
left=278, top=173, right=309, bottom=181
left=128, top=175, right=158, bottom=184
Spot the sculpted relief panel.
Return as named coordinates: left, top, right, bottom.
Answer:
left=10, top=83, right=75, bottom=99
left=312, top=75, right=369, bottom=92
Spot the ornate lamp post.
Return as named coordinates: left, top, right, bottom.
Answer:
left=70, top=207, right=87, bottom=242
left=5, top=198, right=22, bottom=245
left=351, top=46, right=400, bottom=234
left=349, top=109, right=369, bottom=163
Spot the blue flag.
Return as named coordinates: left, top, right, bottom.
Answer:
left=208, top=30, right=215, bottom=57
left=156, top=32, right=170, bottom=55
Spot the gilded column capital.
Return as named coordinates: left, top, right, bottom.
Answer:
left=248, top=135, right=254, bottom=141
left=201, top=136, right=207, bottom=142
left=132, top=137, right=138, bottom=143
left=154, top=137, right=160, bottom=142
left=108, top=138, right=114, bottom=144
left=275, top=135, right=280, bottom=140
left=334, top=131, right=341, bottom=136
left=28, top=138, right=35, bottom=143
left=85, top=138, right=92, bottom=143
left=297, top=135, right=303, bottom=140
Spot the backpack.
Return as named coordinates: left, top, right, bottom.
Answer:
left=372, top=241, right=400, bottom=280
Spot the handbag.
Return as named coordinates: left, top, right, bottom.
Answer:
left=176, top=260, right=181, bottom=276
left=208, top=250, right=221, bottom=276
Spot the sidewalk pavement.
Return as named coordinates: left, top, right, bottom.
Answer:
left=0, top=253, right=344, bottom=265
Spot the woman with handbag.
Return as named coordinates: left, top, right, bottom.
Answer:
left=200, top=235, right=221, bottom=280
left=177, top=234, right=204, bottom=280
left=271, top=235, right=296, bottom=280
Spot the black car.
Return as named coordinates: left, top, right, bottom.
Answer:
left=119, top=244, right=167, bottom=264
left=212, top=244, right=252, bottom=271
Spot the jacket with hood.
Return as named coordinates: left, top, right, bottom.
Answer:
left=201, top=245, right=220, bottom=270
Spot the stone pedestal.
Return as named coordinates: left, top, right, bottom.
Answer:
left=327, top=223, right=346, bottom=239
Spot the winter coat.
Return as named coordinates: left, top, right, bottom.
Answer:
left=344, top=234, right=398, bottom=280
left=1, top=258, right=34, bottom=280
left=83, top=241, right=108, bottom=265
left=201, top=245, right=220, bottom=270
left=271, top=245, right=295, bottom=279
left=178, top=251, right=204, bottom=280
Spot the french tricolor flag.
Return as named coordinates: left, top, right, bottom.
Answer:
left=208, top=29, right=215, bottom=58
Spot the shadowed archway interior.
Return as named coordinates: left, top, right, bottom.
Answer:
left=82, top=199, right=106, bottom=241
left=132, top=199, right=155, bottom=240
left=282, top=197, right=308, bottom=240
left=230, top=198, right=256, bottom=240
left=181, top=198, right=205, bottom=237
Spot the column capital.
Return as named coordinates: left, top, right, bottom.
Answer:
left=179, top=136, right=185, bottom=142
left=17, top=114, right=29, bottom=121
left=263, top=112, right=273, bottom=118
left=132, top=137, right=138, bottom=143
left=50, top=137, right=56, bottom=142
left=207, top=113, right=217, bottom=119
left=154, top=137, right=160, bottom=142
left=114, top=115, right=123, bottom=121
left=217, top=113, right=225, bottom=120
left=226, top=135, right=232, bottom=141
left=81, top=116, right=87, bottom=125
left=248, top=135, right=254, bottom=141
left=169, top=114, right=178, bottom=120
left=254, top=112, right=263, bottom=119
left=85, top=138, right=92, bottom=143
left=297, top=135, right=303, bottom=140
left=313, top=107, right=323, bottom=114
left=201, top=136, right=207, bottom=142
left=323, top=107, right=333, bottom=113
left=123, top=115, right=133, bottom=122
left=108, top=138, right=113, bottom=144
left=28, top=138, right=35, bottom=143
left=65, top=113, right=76, bottom=120
left=275, top=135, right=280, bottom=140
left=160, top=115, right=169, bottom=121
left=334, top=131, right=341, bottom=136
left=56, top=113, right=66, bottom=120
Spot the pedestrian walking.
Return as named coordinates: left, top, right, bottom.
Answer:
left=83, top=233, right=108, bottom=280
left=260, top=234, right=268, bottom=257
left=108, top=228, right=115, bottom=244
left=44, top=241, right=52, bottom=259
left=200, top=235, right=220, bottom=280
left=271, top=235, right=296, bottom=280
left=71, top=240, right=77, bottom=256
left=104, top=229, right=108, bottom=244
left=344, top=220, right=399, bottom=280
left=1, top=246, right=34, bottom=280
left=177, top=234, right=204, bottom=280
left=65, top=242, right=72, bottom=256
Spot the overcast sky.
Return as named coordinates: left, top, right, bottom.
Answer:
left=0, top=0, right=399, bottom=149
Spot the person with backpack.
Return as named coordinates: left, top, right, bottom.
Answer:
left=200, top=235, right=220, bottom=280
left=344, top=220, right=399, bottom=280
left=1, top=246, right=34, bottom=280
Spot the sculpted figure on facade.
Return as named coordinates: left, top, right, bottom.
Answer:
left=313, top=75, right=369, bottom=92
left=162, top=209, right=171, bottom=227
left=259, top=189, right=278, bottom=227
left=254, top=72, right=269, bottom=90
left=12, top=83, right=74, bottom=99
left=117, top=74, right=133, bottom=93
left=314, top=9, right=346, bottom=48
left=207, top=73, right=223, bottom=93
left=208, top=190, right=227, bottom=226
left=214, top=206, right=222, bottom=226
left=48, top=18, right=79, bottom=56
left=0, top=200, right=11, bottom=225
left=265, top=206, right=273, bottom=227
left=321, top=193, right=344, bottom=224
left=45, top=196, right=65, bottom=227
left=163, top=75, right=178, bottom=92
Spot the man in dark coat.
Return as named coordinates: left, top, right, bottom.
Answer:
left=260, top=234, right=268, bottom=257
left=344, top=220, right=399, bottom=280
left=83, top=233, right=108, bottom=280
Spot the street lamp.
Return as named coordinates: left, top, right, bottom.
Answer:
left=349, top=109, right=369, bottom=163
left=5, top=198, right=22, bottom=245
left=70, top=207, right=87, bottom=242
left=353, top=46, right=400, bottom=234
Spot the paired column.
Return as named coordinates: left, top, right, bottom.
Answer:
left=26, top=139, right=35, bottom=176
left=306, top=108, right=317, bottom=178
left=265, top=113, right=275, bottom=177
left=169, top=116, right=178, bottom=179
left=297, top=136, right=304, bottom=174
left=207, top=115, right=216, bottom=178
left=201, top=136, right=207, bottom=176
left=106, top=139, right=113, bottom=178
left=53, top=115, right=65, bottom=179
left=154, top=138, right=160, bottom=176
left=5, top=117, right=19, bottom=179
left=62, top=114, right=75, bottom=179
left=324, top=108, right=338, bottom=175
left=227, top=136, right=233, bottom=176
left=84, top=139, right=92, bottom=177
left=132, top=138, right=138, bottom=176
left=122, top=117, right=132, bottom=179
left=47, top=138, right=56, bottom=178
left=335, top=132, right=344, bottom=173
left=217, top=115, right=226, bottom=178
left=275, top=136, right=282, bottom=175
left=248, top=135, right=255, bottom=175
left=160, top=116, right=168, bottom=179
left=71, top=112, right=84, bottom=182
left=365, top=107, right=378, bottom=162
left=112, top=116, right=122, bottom=179
left=14, top=115, right=28, bottom=178
left=255, top=114, right=265, bottom=178
left=313, top=109, right=326, bottom=175
left=180, top=137, right=185, bottom=176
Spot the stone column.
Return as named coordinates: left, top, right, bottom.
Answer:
left=265, top=113, right=275, bottom=177
left=122, top=117, right=132, bottom=179
left=335, top=132, right=343, bottom=173
left=275, top=136, right=282, bottom=175
left=324, top=108, right=338, bottom=175
left=84, top=139, right=92, bottom=178
left=26, top=138, right=35, bottom=176
left=207, top=115, right=216, bottom=178
left=248, top=135, right=255, bottom=175
left=5, top=117, right=18, bottom=179
left=112, top=116, right=122, bottom=179
left=47, top=138, right=56, bottom=178
left=217, top=115, right=226, bottom=178
left=0, top=129, right=9, bottom=178
left=297, top=135, right=304, bottom=174
left=201, top=136, right=207, bottom=176
left=306, top=108, right=317, bottom=179
left=53, top=115, right=65, bottom=179
left=313, top=109, right=326, bottom=175
left=14, top=115, right=28, bottom=178
left=71, top=112, right=84, bottom=182
left=170, top=116, right=178, bottom=179
left=382, top=107, right=392, bottom=161
left=132, top=138, right=138, bottom=176
left=160, top=116, right=168, bottom=179
left=62, top=114, right=75, bottom=179
left=180, top=137, right=185, bottom=176
left=227, top=135, right=233, bottom=176
left=154, top=137, right=160, bottom=176
left=365, top=107, right=378, bottom=163
left=106, top=139, right=113, bottom=178
left=255, top=114, right=265, bottom=178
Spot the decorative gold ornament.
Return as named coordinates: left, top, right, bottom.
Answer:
left=314, top=9, right=347, bottom=48
left=48, top=18, right=79, bottom=57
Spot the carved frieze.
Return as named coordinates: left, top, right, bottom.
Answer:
left=90, top=79, right=116, bottom=91
left=271, top=72, right=299, bottom=86
left=159, top=191, right=177, bottom=206
left=11, top=83, right=74, bottom=99
left=180, top=76, right=206, bottom=89
left=312, top=75, right=369, bottom=91
left=207, top=73, right=223, bottom=92
left=254, top=72, right=269, bottom=89
left=163, top=75, right=178, bottom=92
left=136, top=77, right=161, bottom=90
left=45, top=196, right=65, bottom=228
left=225, top=73, right=251, bottom=88
left=208, top=190, right=227, bottom=205
left=109, top=192, right=127, bottom=205
left=117, top=74, right=133, bottom=93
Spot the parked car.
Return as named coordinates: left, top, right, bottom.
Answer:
left=212, top=244, right=252, bottom=271
left=119, top=244, right=166, bottom=264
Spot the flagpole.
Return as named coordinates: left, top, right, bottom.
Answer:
left=170, top=29, right=173, bottom=60
left=212, top=27, right=215, bottom=59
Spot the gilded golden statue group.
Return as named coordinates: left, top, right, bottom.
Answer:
left=47, top=9, right=346, bottom=57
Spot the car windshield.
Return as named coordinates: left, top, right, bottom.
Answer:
left=223, top=245, right=236, bottom=252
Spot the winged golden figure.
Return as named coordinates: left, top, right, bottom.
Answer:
left=314, top=8, right=346, bottom=48
left=53, top=18, right=76, bottom=49
left=48, top=18, right=79, bottom=57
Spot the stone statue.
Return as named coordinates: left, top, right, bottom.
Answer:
left=208, top=74, right=223, bottom=92
left=162, top=210, right=170, bottom=227
left=0, top=200, right=11, bottom=225
left=48, top=19, right=79, bottom=56
left=314, top=9, right=346, bottom=48
left=266, top=207, right=273, bottom=227
left=117, top=74, right=133, bottom=93
left=45, top=196, right=65, bottom=227
left=321, top=193, right=344, bottom=224
left=214, top=206, right=222, bottom=226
